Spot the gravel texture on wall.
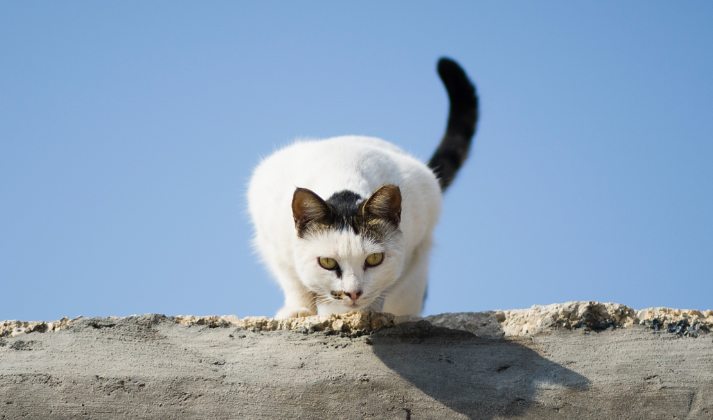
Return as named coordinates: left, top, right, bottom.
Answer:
left=3, top=301, right=711, bottom=339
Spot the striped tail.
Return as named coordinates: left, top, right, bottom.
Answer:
left=427, top=57, right=479, bottom=192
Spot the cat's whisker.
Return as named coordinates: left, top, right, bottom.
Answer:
left=314, top=295, right=338, bottom=307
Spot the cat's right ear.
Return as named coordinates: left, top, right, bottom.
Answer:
left=362, top=184, right=402, bottom=228
left=292, top=188, right=334, bottom=237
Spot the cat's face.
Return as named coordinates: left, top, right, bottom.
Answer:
left=291, top=185, right=405, bottom=312
left=293, top=229, right=405, bottom=312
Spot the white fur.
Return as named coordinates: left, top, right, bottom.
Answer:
left=248, top=136, right=441, bottom=318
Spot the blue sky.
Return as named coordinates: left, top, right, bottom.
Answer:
left=1, top=2, right=712, bottom=321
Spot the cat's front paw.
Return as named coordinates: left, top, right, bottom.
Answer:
left=275, top=306, right=316, bottom=319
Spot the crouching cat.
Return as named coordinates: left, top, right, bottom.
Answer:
left=248, top=58, right=478, bottom=319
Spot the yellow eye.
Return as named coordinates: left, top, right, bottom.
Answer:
left=318, top=257, right=337, bottom=270
left=365, top=252, right=384, bottom=267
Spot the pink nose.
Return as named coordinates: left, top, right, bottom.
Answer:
left=344, top=290, right=362, bottom=302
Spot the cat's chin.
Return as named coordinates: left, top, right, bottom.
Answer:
left=316, top=299, right=383, bottom=315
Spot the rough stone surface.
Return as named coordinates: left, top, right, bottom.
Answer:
left=173, top=309, right=409, bottom=337
left=0, top=317, right=73, bottom=339
left=5, top=301, right=712, bottom=340
left=637, top=306, right=713, bottom=337
left=427, top=301, right=638, bottom=337
left=1, top=302, right=712, bottom=419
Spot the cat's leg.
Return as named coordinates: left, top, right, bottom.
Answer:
left=274, top=271, right=317, bottom=319
left=381, top=237, right=432, bottom=316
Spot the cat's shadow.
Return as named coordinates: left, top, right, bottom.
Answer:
left=369, top=321, right=589, bottom=419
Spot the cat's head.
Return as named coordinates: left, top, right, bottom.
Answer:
left=291, top=185, right=405, bottom=313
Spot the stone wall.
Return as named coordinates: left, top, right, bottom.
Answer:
left=2, top=301, right=712, bottom=419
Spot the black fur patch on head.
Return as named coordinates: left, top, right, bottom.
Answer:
left=326, top=190, right=364, bottom=231
left=291, top=185, right=402, bottom=243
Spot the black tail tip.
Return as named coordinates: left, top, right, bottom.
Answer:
left=437, top=57, right=476, bottom=102
left=437, top=57, right=462, bottom=75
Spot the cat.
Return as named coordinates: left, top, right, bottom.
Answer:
left=248, top=58, right=478, bottom=319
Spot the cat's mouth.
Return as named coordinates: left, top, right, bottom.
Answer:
left=337, top=297, right=375, bottom=311
left=336, top=298, right=363, bottom=309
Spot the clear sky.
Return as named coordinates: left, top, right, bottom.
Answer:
left=2, top=2, right=712, bottom=321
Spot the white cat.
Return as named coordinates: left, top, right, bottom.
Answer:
left=248, top=58, right=478, bottom=319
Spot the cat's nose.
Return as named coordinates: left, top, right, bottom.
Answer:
left=343, top=290, right=362, bottom=302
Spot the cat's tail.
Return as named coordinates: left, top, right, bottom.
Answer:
left=427, top=57, right=479, bottom=192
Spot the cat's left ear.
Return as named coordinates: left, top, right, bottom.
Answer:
left=362, top=184, right=402, bottom=228
left=292, top=188, right=334, bottom=237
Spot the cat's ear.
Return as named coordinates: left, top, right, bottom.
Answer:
left=292, top=188, right=334, bottom=237
left=362, top=184, right=402, bottom=228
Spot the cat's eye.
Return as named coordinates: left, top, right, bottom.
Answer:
left=365, top=252, right=384, bottom=267
left=318, top=257, right=338, bottom=270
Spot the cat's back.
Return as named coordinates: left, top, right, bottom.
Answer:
left=250, top=135, right=435, bottom=198
left=248, top=136, right=441, bottom=245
